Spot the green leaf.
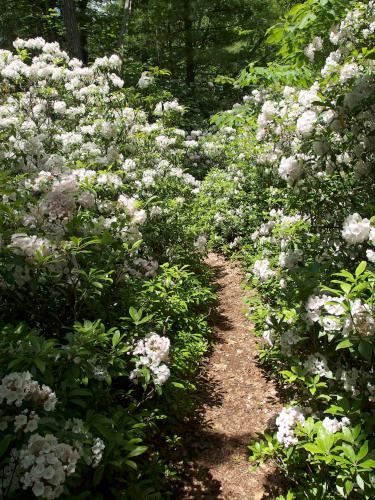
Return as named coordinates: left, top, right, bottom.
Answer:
left=357, top=441, right=368, bottom=461
left=0, top=435, right=12, bottom=458
left=70, top=399, right=88, bottom=408
left=341, top=426, right=353, bottom=443
left=129, top=306, right=139, bottom=321
left=359, top=459, right=375, bottom=469
left=298, top=12, right=316, bottom=29
left=336, top=484, right=345, bottom=496
left=316, top=427, right=334, bottom=454
left=345, top=480, right=353, bottom=495
left=171, top=382, right=185, bottom=389
left=289, top=3, right=308, bottom=17
left=125, top=459, right=138, bottom=470
left=335, top=270, right=355, bottom=281
left=340, top=282, right=352, bottom=294
left=266, top=26, right=284, bottom=45
left=336, top=339, right=353, bottom=350
left=127, top=446, right=148, bottom=458
left=355, top=261, right=367, bottom=278
left=34, top=357, right=46, bottom=373
left=358, top=340, right=373, bottom=361
left=135, top=314, right=154, bottom=325
left=356, top=474, right=365, bottom=490
left=129, top=307, right=142, bottom=323
left=69, top=388, right=92, bottom=397
left=65, top=493, right=91, bottom=500
left=325, top=404, right=345, bottom=415
left=112, top=330, right=121, bottom=347
left=93, top=465, right=104, bottom=486
left=130, top=239, right=143, bottom=251
left=303, top=443, right=321, bottom=454
left=342, top=443, right=356, bottom=463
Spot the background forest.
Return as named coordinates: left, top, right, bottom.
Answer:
left=0, top=0, right=297, bottom=120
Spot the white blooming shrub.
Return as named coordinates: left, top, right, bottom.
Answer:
left=196, top=1, right=375, bottom=497
left=0, top=37, right=216, bottom=497
left=0, top=371, right=105, bottom=499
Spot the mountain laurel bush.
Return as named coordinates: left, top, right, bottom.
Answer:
left=0, top=37, right=215, bottom=498
left=196, top=1, right=375, bottom=498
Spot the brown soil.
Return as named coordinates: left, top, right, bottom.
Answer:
left=177, top=253, right=282, bottom=499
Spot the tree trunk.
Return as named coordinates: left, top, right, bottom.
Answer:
left=61, top=0, right=83, bottom=60
left=77, top=0, right=89, bottom=63
left=117, top=0, right=133, bottom=54
left=183, top=0, right=195, bottom=87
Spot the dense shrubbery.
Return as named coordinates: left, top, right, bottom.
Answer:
left=0, top=39, right=217, bottom=498
left=196, top=1, right=375, bottom=498
left=2, top=1, right=375, bottom=498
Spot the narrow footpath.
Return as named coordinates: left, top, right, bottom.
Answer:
left=179, top=253, right=281, bottom=499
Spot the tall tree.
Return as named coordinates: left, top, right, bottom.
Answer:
left=183, top=0, right=195, bottom=86
left=61, top=0, right=83, bottom=60
left=76, top=0, right=89, bottom=63
left=117, top=0, right=133, bottom=54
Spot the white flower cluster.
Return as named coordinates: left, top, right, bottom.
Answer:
left=131, top=257, right=159, bottom=278
left=322, top=316, right=341, bottom=332
left=276, top=407, right=305, bottom=447
left=322, top=416, right=350, bottom=434
left=19, top=433, right=82, bottom=499
left=304, top=36, right=323, bottom=62
left=137, top=71, right=154, bottom=89
left=0, top=372, right=105, bottom=499
left=257, top=100, right=277, bottom=126
left=342, top=213, right=371, bottom=244
left=305, top=294, right=330, bottom=324
left=262, top=329, right=274, bottom=346
left=324, top=296, right=345, bottom=316
left=130, top=333, right=171, bottom=385
left=280, top=329, right=300, bottom=355
left=296, top=110, right=317, bottom=137
left=340, top=63, right=360, bottom=82
left=118, top=195, right=147, bottom=225
left=337, top=367, right=360, bottom=396
left=330, top=2, right=374, bottom=47
left=304, top=353, right=330, bottom=378
left=366, top=248, right=375, bottom=262
left=91, top=438, right=105, bottom=467
left=306, top=290, right=375, bottom=339
left=278, top=156, right=303, bottom=184
left=194, top=234, right=207, bottom=250
left=252, top=259, right=276, bottom=282
left=9, top=234, right=53, bottom=260
left=278, top=249, right=303, bottom=269
left=154, top=100, right=184, bottom=116
left=350, top=299, right=375, bottom=337
left=14, top=410, right=40, bottom=433
left=0, top=372, right=57, bottom=411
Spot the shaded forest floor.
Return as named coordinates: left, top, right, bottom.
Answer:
left=173, top=253, right=283, bottom=499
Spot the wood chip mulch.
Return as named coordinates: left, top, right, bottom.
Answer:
left=174, top=253, right=283, bottom=499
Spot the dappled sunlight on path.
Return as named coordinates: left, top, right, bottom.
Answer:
left=179, top=253, right=282, bottom=499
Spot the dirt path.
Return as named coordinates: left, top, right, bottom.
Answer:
left=179, top=253, right=281, bottom=499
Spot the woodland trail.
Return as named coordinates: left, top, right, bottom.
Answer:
left=178, top=253, right=282, bottom=499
